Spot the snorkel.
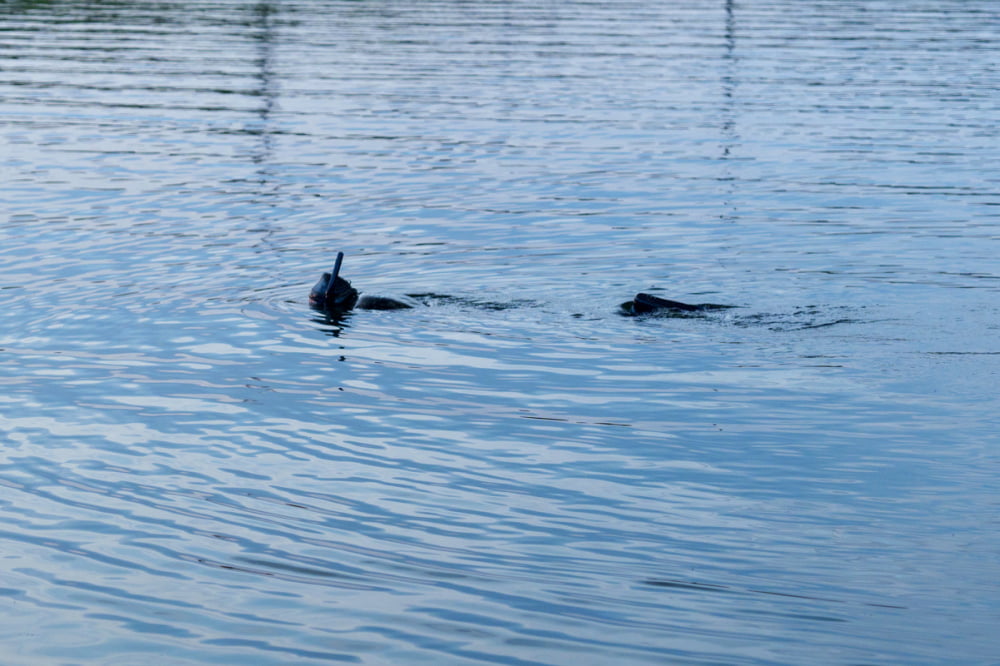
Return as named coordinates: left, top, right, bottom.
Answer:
left=325, top=251, right=345, bottom=302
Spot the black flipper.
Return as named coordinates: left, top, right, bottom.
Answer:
left=633, top=293, right=701, bottom=313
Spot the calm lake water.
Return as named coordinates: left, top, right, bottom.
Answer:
left=1, top=0, right=999, bottom=663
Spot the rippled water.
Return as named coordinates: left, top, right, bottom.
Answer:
left=1, top=0, right=999, bottom=663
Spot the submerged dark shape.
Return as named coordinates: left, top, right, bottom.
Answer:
left=621, top=292, right=733, bottom=316
left=309, top=252, right=412, bottom=313
left=310, top=255, right=731, bottom=318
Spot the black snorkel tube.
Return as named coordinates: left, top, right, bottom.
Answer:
left=325, top=251, right=345, bottom=301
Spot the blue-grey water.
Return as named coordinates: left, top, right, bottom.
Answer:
left=1, top=0, right=998, bottom=663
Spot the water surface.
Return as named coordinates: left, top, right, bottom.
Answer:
left=1, top=0, right=999, bottom=663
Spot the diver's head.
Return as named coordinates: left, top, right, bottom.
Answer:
left=309, top=252, right=359, bottom=312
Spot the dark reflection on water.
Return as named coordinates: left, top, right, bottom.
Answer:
left=1, top=0, right=999, bottom=663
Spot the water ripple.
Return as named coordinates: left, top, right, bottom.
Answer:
left=1, top=0, right=999, bottom=663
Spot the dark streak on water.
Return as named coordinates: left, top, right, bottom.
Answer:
left=1, top=0, right=999, bottom=664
